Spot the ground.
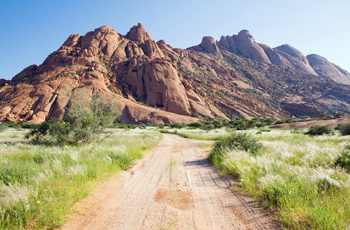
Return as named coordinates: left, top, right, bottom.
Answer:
left=61, top=134, right=279, bottom=230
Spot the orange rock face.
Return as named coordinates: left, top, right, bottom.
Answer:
left=1, top=23, right=350, bottom=124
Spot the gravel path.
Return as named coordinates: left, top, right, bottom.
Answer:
left=62, top=134, right=279, bottom=230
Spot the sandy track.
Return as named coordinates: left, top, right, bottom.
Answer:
left=62, top=134, right=279, bottom=230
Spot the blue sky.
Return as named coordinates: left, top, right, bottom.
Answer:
left=1, top=0, right=349, bottom=80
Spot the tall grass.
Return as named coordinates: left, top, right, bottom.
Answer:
left=210, top=130, right=350, bottom=229
left=0, top=129, right=161, bottom=229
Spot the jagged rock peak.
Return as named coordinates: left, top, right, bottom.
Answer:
left=126, top=22, right=154, bottom=44
left=200, top=36, right=223, bottom=58
left=187, top=36, right=223, bottom=58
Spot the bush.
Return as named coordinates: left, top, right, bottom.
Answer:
left=202, top=124, right=215, bottom=130
left=274, top=120, right=286, bottom=125
left=305, top=125, right=331, bottom=136
left=0, top=123, right=7, bottom=133
left=25, top=121, right=51, bottom=141
left=285, top=117, right=297, bottom=123
left=212, top=120, right=223, bottom=128
left=158, top=124, right=164, bottom=129
left=334, top=112, right=345, bottom=118
left=20, top=122, right=39, bottom=129
left=334, top=145, right=350, bottom=172
left=264, top=118, right=274, bottom=125
left=170, top=123, right=185, bottom=129
left=340, top=123, right=350, bottom=136
left=3, top=121, right=20, bottom=128
left=137, top=123, right=146, bottom=129
left=335, top=124, right=344, bottom=130
left=188, top=122, right=203, bottom=128
left=209, top=133, right=262, bottom=165
left=26, top=92, right=118, bottom=144
left=233, top=120, right=246, bottom=130
left=256, top=122, right=266, bottom=128
left=316, top=113, right=327, bottom=119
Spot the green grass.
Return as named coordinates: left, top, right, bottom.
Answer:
left=0, top=128, right=161, bottom=229
left=210, top=129, right=350, bottom=229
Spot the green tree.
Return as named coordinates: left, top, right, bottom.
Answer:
left=26, top=91, right=118, bottom=144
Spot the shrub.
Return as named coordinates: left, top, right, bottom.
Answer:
left=20, top=122, right=39, bottom=129
left=188, top=122, right=203, bottom=128
left=334, top=112, right=345, bottom=118
left=0, top=123, right=7, bottom=133
left=26, top=92, right=118, bottom=144
left=3, top=121, right=20, bottom=128
left=233, top=120, right=246, bottom=130
left=316, top=113, right=327, bottom=119
left=25, top=121, right=51, bottom=141
left=202, top=124, right=215, bottom=130
left=285, top=117, right=297, bottom=123
left=138, top=123, right=146, bottom=129
left=209, top=133, right=262, bottom=165
left=170, top=123, right=185, bottom=129
left=335, top=124, right=344, bottom=130
left=305, top=125, right=331, bottom=136
left=158, top=124, right=164, bottom=129
left=212, top=120, right=223, bottom=128
left=264, top=118, right=274, bottom=125
left=334, top=146, right=350, bottom=172
left=256, top=122, right=266, bottom=128
left=340, top=123, right=350, bottom=136
left=274, top=120, right=286, bottom=125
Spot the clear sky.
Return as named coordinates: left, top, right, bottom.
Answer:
left=1, top=0, right=349, bottom=80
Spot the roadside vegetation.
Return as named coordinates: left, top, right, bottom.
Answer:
left=209, top=128, right=350, bottom=229
left=0, top=128, right=161, bottom=229
left=1, top=109, right=350, bottom=229
left=0, top=92, right=161, bottom=229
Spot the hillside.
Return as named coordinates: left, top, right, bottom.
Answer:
left=1, top=23, right=350, bottom=124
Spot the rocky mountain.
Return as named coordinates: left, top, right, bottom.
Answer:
left=1, top=23, right=350, bottom=124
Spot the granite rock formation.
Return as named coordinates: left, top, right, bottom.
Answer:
left=1, top=24, right=350, bottom=124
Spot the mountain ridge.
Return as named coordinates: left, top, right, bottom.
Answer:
left=1, top=23, right=350, bottom=124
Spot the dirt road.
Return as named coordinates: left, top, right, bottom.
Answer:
left=62, top=134, right=279, bottom=230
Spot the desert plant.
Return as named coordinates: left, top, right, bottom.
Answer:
left=202, top=124, right=215, bottom=130
left=212, top=120, right=223, bottom=128
left=256, top=122, right=267, bottom=128
left=209, top=133, right=262, bottom=165
left=137, top=123, right=146, bottom=129
left=274, top=120, right=286, bottom=125
left=0, top=123, right=7, bottom=133
left=26, top=92, right=118, bottom=144
left=334, top=112, right=345, bottom=118
left=264, top=118, right=274, bottom=125
left=188, top=122, right=203, bottom=128
left=335, top=124, right=344, bottom=130
left=339, top=123, right=350, bottom=136
left=233, top=119, right=246, bottom=130
left=305, top=125, right=331, bottom=136
left=170, top=123, right=185, bottom=129
left=334, top=145, right=350, bottom=172
left=316, top=113, right=327, bottom=119
left=20, top=122, right=39, bottom=129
